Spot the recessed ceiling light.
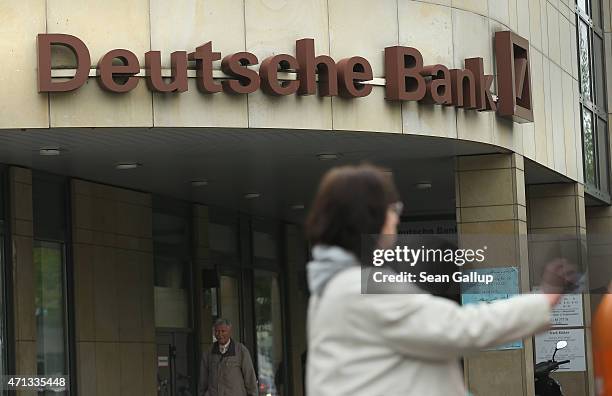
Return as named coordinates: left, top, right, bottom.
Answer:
left=39, top=147, right=62, bottom=156
left=415, top=181, right=432, bottom=190
left=291, top=204, right=305, bottom=210
left=115, top=162, right=141, bottom=170
left=317, top=153, right=341, bottom=161
left=244, top=192, right=261, bottom=199
left=191, top=180, right=209, bottom=187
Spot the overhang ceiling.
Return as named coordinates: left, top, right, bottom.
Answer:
left=0, top=127, right=572, bottom=223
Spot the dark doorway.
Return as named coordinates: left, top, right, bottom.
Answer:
left=156, top=331, right=194, bottom=396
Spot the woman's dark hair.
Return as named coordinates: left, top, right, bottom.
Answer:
left=305, top=164, right=399, bottom=257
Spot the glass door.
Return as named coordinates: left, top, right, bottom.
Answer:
left=156, top=332, right=193, bottom=396
left=253, top=270, right=284, bottom=396
left=219, top=272, right=242, bottom=343
left=34, top=241, right=67, bottom=396
left=153, top=197, right=195, bottom=396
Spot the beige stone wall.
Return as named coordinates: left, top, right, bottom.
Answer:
left=71, top=180, right=156, bottom=395
left=0, top=0, right=585, bottom=182
left=10, top=168, right=36, bottom=396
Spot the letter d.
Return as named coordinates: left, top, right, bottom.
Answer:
left=38, top=34, right=91, bottom=92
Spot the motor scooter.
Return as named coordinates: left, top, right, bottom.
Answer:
left=535, top=340, right=571, bottom=396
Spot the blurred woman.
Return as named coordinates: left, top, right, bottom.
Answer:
left=305, top=164, right=565, bottom=396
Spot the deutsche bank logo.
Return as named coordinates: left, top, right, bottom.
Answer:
left=495, top=31, right=534, bottom=123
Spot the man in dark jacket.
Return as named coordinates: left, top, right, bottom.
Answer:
left=199, top=318, right=258, bottom=396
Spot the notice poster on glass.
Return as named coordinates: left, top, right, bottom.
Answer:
left=531, top=288, right=584, bottom=327
left=551, top=294, right=584, bottom=327
left=461, top=267, right=522, bottom=350
left=535, top=329, right=586, bottom=372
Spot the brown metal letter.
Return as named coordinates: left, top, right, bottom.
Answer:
left=37, top=33, right=91, bottom=92
left=189, top=42, right=222, bottom=93
left=260, top=54, right=300, bottom=96
left=421, top=65, right=452, bottom=105
left=450, top=69, right=477, bottom=109
left=97, top=49, right=140, bottom=93
left=337, top=57, right=373, bottom=98
left=464, top=57, right=496, bottom=111
left=384, top=46, right=426, bottom=101
left=145, top=50, right=188, bottom=93
left=221, top=52, right=260, bottom=94
left=295, top=38, right=338, bottom=96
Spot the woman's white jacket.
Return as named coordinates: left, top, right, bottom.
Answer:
left=306, top=245, right=551, bottom=396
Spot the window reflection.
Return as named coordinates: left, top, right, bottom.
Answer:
left=593, top=34, right=605, bottom=108
left=597, top=121, right=609, bottom=192
left=219, top=275, right=241, bottom=343
left=577, top=0, right=609, bottom=199
left=254, top=271, right=283, bottom=396
left=579, top=22, right=591, bottom=102
left=34, top=241, right=67, bottom=396
left=153, top=209, right=191, bottom=329
left=583, top=110, right=596, bottom=185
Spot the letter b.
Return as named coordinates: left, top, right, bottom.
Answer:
left=384, top=46, right=426, bottom=101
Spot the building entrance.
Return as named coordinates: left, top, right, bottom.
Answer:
left=156, top=331, right=194, bottom=396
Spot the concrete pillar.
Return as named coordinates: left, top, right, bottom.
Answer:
left=455, top=153, right=534, bottom=396
left=71, top=180, right=155, bottom=396
left=9, top=167, right=36, bottom=396
left=527, top=183, right=594, bottom=396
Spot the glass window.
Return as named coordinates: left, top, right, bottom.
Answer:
left=598, top=119, right=609, bottom=192
left=208, top=223, right=236, bottom=254
left=583, top=110, right=596, bottom=185
left=153, top=203, right=192, bottom=329
left=219, top=274, right=241, bottom=343
left=592, top=0, right=601, bottom=27
left=593, top=34, right=605, bottom=109
left=34, top=241, right=67, bottom=395
left=33, top=177, right=66, bottom=241
left=33, top=173, right=69, bottom=395
left=207, top=209, right=240, bottom=267
left=253, top=231, right=277, bottom=260
left=153, top=197, right=196, bottom=396
left=254, top=271, right=284, bottom=396
left=577, top=0, right=609, bottom=200
left=579, top=21, right=591, bottom=102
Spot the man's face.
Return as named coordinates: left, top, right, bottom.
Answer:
left=214, top=324, right=232, bottom=345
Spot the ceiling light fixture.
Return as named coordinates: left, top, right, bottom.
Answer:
left=317, top=153, right=340, bottom=161
left=244, top=192, right=261, bottom=199
left=291, top=204, right=305, bottom=210
left=191, top=180, right=209, bottom=187
left=39, top=147, right=62, bottom=156
left=115, top=162, right=141, bottom=170
left=415, top=181, right=433, bottom=190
